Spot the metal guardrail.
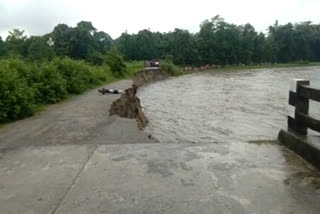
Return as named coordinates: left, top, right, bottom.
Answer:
left=288, top=79, right=320, bottom=135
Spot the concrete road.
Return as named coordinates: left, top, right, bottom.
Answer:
left=0, top=80, right=320, bottom=214
left=0, top=80, right=152, bottom=149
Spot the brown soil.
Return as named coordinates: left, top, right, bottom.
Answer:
left=109, top=68, right=170, bottom=129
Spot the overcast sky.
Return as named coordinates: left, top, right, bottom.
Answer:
left=1, top=0, right=320, bottom=39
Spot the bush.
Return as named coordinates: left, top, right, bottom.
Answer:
left=0, top=63, right=35, bottom=122
left=0, top=57, right=115, bottom=123
left=104, top=50, right=127, bottom=77
left=294, top=60, right=310, bottom=65
left=125, top=61, right=144, bottom=77
left=37, top=64, right=67, bottom=103
left=160, top=61, right=182, bottom=76
left=91, top=65, right=115, bottom=83
left=3, top=58, right=43, bottom=102
left=51, top=57, right=96, bottom=94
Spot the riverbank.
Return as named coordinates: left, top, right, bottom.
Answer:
left=109, top=68, right=171, bottom=129
left=177, top=62, right=320, bottom=76
left=217, top=62, right=320, bottom=71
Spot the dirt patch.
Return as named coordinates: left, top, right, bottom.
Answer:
left=109, top=69, right=170, bottom=129
left=109, top=85, right=148, bottom=129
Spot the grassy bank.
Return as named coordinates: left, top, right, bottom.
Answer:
left=180, top=62, right=320, bottom=75
left=214, top=62, right=320, bottom=72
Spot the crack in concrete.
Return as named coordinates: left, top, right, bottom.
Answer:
left=51, top=145, right=98, bottom=214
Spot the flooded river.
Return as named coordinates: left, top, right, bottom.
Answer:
left=138, top=66, right=320, bottom=144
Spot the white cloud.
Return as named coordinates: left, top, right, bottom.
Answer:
left=0, top=0, right=319, bottom=39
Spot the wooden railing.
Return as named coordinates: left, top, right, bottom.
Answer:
left=288, top=79, right=320, bottom=135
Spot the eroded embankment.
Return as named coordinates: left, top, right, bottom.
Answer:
left=109, top=69, right=170, bottom=129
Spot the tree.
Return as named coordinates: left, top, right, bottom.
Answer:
left=134, top=29, right=158, bottom=60
left=268, top=22, right=295, bottom=62
left=104, top=49, right=127, bottom=77
left=167, top=29, right=199, bottom=65
left=6, top=29, right=28, bottom=56
left=293, top=22, right=313, bottom=61
left=114, top=32, right=137, bottom=60
left=252, top=33, right=266, bottom=63
left=0, top=37, right=8, bottom=57
left=27, top=36, right=55, bottom=62
left=50, top=24, right=71, bottom=56
left=239, top=24, right=257, bottom=64
left=198, top=18, right=217, bottom=64
left=93, top=31, right=113, bottom=53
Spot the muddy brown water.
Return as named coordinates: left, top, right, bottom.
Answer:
left=138, top=66, right=320, bottom=144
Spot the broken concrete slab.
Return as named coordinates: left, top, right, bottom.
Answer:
left=54, top=143, right=320, bottom=214
left=0, top=145, right=96, bottom=214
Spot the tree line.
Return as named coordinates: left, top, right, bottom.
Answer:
left=115, top=16, right=320, bottom=65
left=1, top=16, right=320, bottom=66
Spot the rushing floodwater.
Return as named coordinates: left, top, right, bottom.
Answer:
left=138, top=66, right=320, bottom=144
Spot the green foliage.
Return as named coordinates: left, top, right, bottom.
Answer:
left=50, top=57, right=97, bottom=94
left=0, top=60, right=35, bottom=121
left=93, top=31, right=113, bottom=54
left=125, top=61, right=144, bottom=77
left=50, top=24, right=71, bottom=56
left=5, top=29, right=28, bottom=57
left=37, top=64, right=67, bottom=103
left=0, top=37, right=8, bottom=57
left=104, top=50, right=127, bottom=77
left=160, top=61, right=182, bottom=76
left=4, top=18, right=320, bottom=66
left=88, top=51, right=104, bottom=66
left=292, top=60, right=310, bottom=64
left=0, top=57, right=114, bottom=123
left=27, top=36, right=55, bottom=62
left=49, top=22, right=113, bottom=60
left=91, top=65, right=115, bottom=83
left=114, top=17, right=320, bottom=65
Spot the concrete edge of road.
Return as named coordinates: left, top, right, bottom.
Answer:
left=278, top=129, right=320, bottom=169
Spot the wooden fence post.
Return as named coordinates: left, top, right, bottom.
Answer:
left=280, top=79, right=320, bottom=168
left=292, top=79, right=310, bottom=135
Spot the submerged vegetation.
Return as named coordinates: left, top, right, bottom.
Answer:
left=1, top=17, right=320, bottom=122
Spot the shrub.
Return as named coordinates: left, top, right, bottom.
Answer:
left=0, top=63, right=35, bottom=122
left=0, top=57, right=114, bottom=123
left=104, top=50, right=127, bottom=77
left=37, top=64, right=67, bottom=103
left=91, top=65, right=115, bottom=83
left=51, top=57, right=96, bottom=94
left=125, top=61, right=144, bottom=77
left=294, top=60, right=310, bottom=65
left=160, top=61, right=182, bottom=76
left=3, top=58, right=44, bottom=102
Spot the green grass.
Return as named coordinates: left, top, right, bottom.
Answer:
left=179, top=62, right=320, bottom=75
left=125, top=61, right=145, bottom=78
